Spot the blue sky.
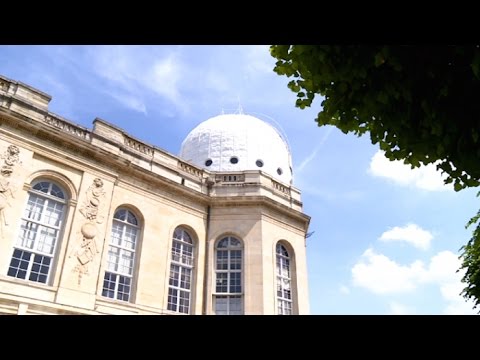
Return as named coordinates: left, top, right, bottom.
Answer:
left=1, top=45, right=478, bottom=315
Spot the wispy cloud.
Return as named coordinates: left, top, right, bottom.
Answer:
left=339, top=285, right=350, bottom=295
left=149, top=54, right=182, bottom=104
left=296, top=126, right=334, bottom=173
left=109, top=92, right=148, bottom=115
left=83, top=46, right=185, bottom=114
left=379, top=223, right=433, bottom=250
left=369, top=150, right=452, bottom=191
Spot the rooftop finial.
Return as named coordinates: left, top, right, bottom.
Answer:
left=236, top=96, right=244, bottom=114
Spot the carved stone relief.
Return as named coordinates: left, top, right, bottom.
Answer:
left=72, top=178, right=106, bottom=285
left=0, top=145, right=21, bottom=237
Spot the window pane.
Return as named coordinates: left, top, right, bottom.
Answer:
left=178, top=290, right=190, bottom=314
left=169, top=264, right=180, bottom=287
left=119, top=249, right=134, bottom=275
left=28, top=254, right=51, bottom=284
left=107, top=246, right=120, bottom=272
left=229, top=296, right=242, bottom=314
left=215, top=296, right=228, bottom=315
left=114, top=209, right=127, bottom=221
left=44, top=200, right=64, bottom=226
left=216, top=250, right=228, bottom=270
left=110, top=223, right=123, bottom=246
left=25, top=195, right=44, bottom=221
left=7, top=249, right=31, bottom=279
left=117, top=275, right=131, bottom=301
left=126, top=211, right=137, bottom=226
left=167, top=288, right=178, bottom=311
left=229, top=272, right=242, bottom=293
left=17, top=221, right=37, bottom=249
left=123, top=225, right=137, bottom=250
left=216, top=273, right=228, bottom=293
left=102, top=272, right=117, bottom=298
left=180, top=267, right=191, bottom=290
left=32, top=182, right=50, bottom=193
left=36, top=226, right=58, bottom=254
left=50, top=183, right=65, bottom=199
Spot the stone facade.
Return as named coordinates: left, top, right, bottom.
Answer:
left=0, top=74, right=311, bottom=315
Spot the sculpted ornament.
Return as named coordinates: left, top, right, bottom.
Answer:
left=0, top=145, right=21, bottom=236
left=72, top=178, right=106, bottom=285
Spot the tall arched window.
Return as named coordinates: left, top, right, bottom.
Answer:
left=7, top=180, right=67, bottom=284
left=167, top=227, right=194, bottom=314
left=214, top=236, right=243, bottom=315
left=102, top=208, right=139, bottom=302
left=276, top=243, right=293, bottom=315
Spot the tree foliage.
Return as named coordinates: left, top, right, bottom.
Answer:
left=270, top=45, right=480, bottom=310
left=459, top=193, right=480, bottom=310
left=271, top=45, right=480, bottom=191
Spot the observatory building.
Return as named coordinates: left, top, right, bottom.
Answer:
left=0, top=74, right=310, bottom=315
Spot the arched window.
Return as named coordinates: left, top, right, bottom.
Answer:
left=276, top=243, right=293, bottom=315
left=7, top=180, right=67, bottom=284
left=214, top=236, right=243, bottom=315
left=102, top=208, right=139, bottom=302
left=167, top=227, right=194, bottom=314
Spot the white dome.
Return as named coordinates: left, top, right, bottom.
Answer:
left=180, top=114, right=293, bottom=184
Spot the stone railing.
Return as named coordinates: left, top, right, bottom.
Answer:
left=178, top=161, right=203, bottom=177
left=124, top=136, right=154, bottom=157
left=215, top=174, right=245, bottom=183
left=272, top=179, right=291, bottom=195
left=44, top=115, right=91, bottom=141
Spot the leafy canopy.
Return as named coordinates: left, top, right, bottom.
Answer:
left=271, top=45, right=480, bottom=191
left=270, top=45, right=480, bottom=310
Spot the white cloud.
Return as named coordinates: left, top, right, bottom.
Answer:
left=352, top=248, right=424, bottom=295
left=352, top=248, right=477, bottom=314
left=389, top=302, right=416, bottom=315
left=369, top=150, right=452, bottom=191
left=419, top=251, right=461, bottom=284
left=339, top=285, right=350, bottom=295
left=379, top=223, right=433, bottom=250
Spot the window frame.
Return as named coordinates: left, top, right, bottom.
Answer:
left=167, top=227, right=195, bottom=314
left=101, top=207, right=141, bottom=303
left=213, top=235, right=244, bottom=315
left=276, top=242, right=294, bottom=315
left=7, top=179, right=68, bottom=285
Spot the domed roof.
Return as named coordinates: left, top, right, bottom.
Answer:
left=180, top=113, right=293, bottom=184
